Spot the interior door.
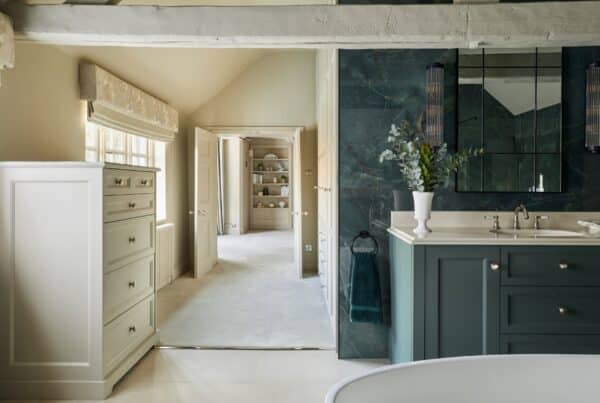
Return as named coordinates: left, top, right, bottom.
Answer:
left=292, top=133, right=304, bottom=279
left=192, top=127, right=218, bottom=278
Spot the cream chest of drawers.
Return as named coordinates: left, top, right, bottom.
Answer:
left=0, top=162, right=158, bottom=400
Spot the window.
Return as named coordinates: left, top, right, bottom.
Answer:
left=85, top=122, right=168, bottom=222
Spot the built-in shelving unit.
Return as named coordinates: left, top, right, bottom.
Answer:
left=250, top=140, right=292, bottom=230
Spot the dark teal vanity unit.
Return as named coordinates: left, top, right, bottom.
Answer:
left=389, top=230, right=600, bottom=364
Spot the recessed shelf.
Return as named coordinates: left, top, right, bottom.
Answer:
left=253, top=207, right=289, bottom=210
left=253, top=195, right=289, bottom=198
left=253, top=183, right=289, bottom=186
left=253, top=158, right=289, bottom=161
left=252, top=171, right=289, bottom=174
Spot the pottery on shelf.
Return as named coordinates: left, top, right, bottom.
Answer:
left=278, top=201, right=286, bottom=208
left=268, top=202, right=276, bottom=208
left=413, top=191, right=434, bottom=235
left=264, top=153, right=278, bottom=160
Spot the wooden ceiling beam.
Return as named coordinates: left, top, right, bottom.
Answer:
left=2, top=2, right=600, bottom=49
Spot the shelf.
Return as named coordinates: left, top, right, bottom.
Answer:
left=253, top=207, right=289, bottom=210
left=252, top=171, right=288, bottom=174
left=253, top=158, right=289, bottom=161
left=253, top=183, right=289, bottom=186
left=253, top=195, right=289, bottom=198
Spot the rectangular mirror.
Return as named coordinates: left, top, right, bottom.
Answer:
left=457, top=48, right=562, bottom=193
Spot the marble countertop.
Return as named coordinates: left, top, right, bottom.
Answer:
left=388, top=226, right=600, bottom=246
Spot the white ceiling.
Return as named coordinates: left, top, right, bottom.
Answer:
left=57, top=46, right=273, bottom=114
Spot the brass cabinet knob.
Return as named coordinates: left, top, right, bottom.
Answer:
left=114, top=178, right=123, bottom=185
left=128, top=236, right=136, bottom=243
left=128, top=202, right=137, bottom=208
left=128, top=281, right=136, bottom=288
left=140, top=179, right=149, bottom=185
left=558, top=306, right=569, bottom=315
left=129, top=326, right=137, bottom=333
left=559, top=262, right=569, bottom=270
left=490, top=262, right=500, bottom=271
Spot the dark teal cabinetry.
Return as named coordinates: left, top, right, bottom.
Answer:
left=390, top=236, right=600, bottom=363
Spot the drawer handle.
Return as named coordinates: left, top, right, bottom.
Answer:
left=559, top=262, right=569, bottom=270
left=490, top=262, right=500, bottom=271
left=128, top=281, right=136, bottom=288
left=129, top=326, right=137, bottom=334
left=140, top=179, right=149, bottom=186
left=128, top=236, right=136, bottom=244
left=114, top=178, right=123, bottom=185
left=558, top=306, right=569, bottom=315
left=128, top=202, right=137, bottom=209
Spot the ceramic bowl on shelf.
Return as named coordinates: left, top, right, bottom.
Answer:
left=278, top=201, right=287, bottom=208
left=264, top=153, right=278, bottom=160
left=268, top=202, right=276, bottom=208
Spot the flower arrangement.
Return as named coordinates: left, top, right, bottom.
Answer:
left=379, top=120, right=482, bottom=192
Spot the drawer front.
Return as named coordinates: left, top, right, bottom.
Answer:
left=501, top=246, right=600, bottom=286
left=501, top=334, right=600, bottom=354
left=103, top=255, right=155, bottom=324
left=103, top=295, right=154, bottom=374
left=104, top=215, right=155, bottom=273
left=104, top=194, right=155, bottom=223
left=104, top=169, right=155, bottom=196
left=501, top=287, right=600, bottom=334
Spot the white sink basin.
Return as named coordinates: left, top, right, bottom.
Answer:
left=491, top=229, right=584, bottom=238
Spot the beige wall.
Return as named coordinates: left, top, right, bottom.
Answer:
left=191, top=50, right=316, bottom=127
left=222, top=137, right=242, bottom=234
left=0, top=42, right=190, bottom=276
left=0, top=43, right=85, bottom=161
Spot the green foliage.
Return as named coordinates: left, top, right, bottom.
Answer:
left=379, top=120, right=483, bottom=192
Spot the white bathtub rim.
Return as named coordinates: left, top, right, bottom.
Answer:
left=324, top=354, right=600, bottom=403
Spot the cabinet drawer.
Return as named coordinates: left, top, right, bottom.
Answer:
left=501, top=287, right=600, bottom=334
left=104, top=215, right=154, bottom=273
left=104, top=169, right=155, bottom=196
left=104, top=194, right=155, bottom=223
left=103, top=255, right=155, bottom=324
left=501, top=246, right=600, bottom=286
left=500, top=334, right=600, bottom=354
left=103, top=295, right=154, bottom=375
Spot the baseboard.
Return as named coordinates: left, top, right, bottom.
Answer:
left=0, top=335, right=157, bottom=400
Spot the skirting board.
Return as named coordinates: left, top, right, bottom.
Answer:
left=0, top=335, right=157, bottom=400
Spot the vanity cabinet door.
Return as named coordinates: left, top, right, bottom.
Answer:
left=424, top=246, right=501, bottom=359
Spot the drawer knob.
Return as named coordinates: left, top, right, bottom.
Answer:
left=128, top=236, right=136, bottom=243
left=128, top=202, right=137, bottom=209
left=114, top=178, right=123, bottom=185
left=128, top=281, right=136, bottom=288
left=558, top=306, right=569, bottom=315
left=140, top=179, right=149, bottom=185
left=490, top=262, right=500, bottom=271
left=559, top=262, right=569, bottom=270
left=129, top=326, right=137, bottom=333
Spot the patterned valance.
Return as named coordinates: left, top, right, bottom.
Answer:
left=0, top=13, right=15, bottom=88
left=79, top=63, right=178, bottom=142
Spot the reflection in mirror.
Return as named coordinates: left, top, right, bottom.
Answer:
left=457, top=48, right=562, bottom=193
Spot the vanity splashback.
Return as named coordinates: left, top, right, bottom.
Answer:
left=338, top=46, right=600, bottom=359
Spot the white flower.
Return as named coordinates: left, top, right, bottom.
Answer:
left=379, top=149, right=395, bottom=163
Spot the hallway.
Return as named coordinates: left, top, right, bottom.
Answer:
left=157, top=230, right=334, bottom=348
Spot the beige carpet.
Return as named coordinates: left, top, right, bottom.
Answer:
left=157, top=230, right=334, bottom=349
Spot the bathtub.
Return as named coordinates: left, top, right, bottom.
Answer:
left=326, top=355, right=600, bottom=403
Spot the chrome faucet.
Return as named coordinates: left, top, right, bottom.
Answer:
left=513, top=203, right=530, bottom=230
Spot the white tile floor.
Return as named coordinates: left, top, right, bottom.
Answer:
left=5, top=349, right=386, bottom=403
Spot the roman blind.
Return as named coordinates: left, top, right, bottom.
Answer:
left=79, top=63, right=178, bottom=142
left=0, top=13, right=15, bottom=88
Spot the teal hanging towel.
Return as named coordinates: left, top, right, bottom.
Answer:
left=349, top=231, right=383, bottom=324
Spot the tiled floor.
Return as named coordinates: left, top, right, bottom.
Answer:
left=6, top=349, right=385, bottom=403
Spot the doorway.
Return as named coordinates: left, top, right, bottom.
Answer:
left=157, top=126, right=335, bottom=349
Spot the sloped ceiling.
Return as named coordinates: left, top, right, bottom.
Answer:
left=57, top=46, right=272, bottom=114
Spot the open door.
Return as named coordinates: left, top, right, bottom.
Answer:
left=292, top=131, right=303, bottom=279
left=192, top=127, right=218, bottom=278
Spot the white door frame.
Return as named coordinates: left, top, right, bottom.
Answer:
left=205, top=126, right=305, bottom=279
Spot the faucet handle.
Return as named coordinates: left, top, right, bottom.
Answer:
left=534, top=215, right=550, bottom=230
left=484, top=215, right=500, bottom=230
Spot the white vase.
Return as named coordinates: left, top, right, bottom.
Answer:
left=412, top=191, right=434, bottom=235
